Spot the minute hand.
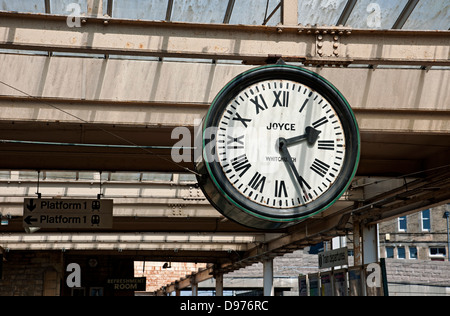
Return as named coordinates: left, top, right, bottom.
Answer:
left=285, top=126, right=321, bottom=146
left=278, top=138, right=312, bottom=200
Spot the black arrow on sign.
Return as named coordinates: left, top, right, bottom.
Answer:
left=26, top=199, right=37, bottom=212
left=24, top=216, right=38, bottom=225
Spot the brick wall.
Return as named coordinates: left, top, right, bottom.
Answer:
left=0, top=251, right=63, bottom=296
left=134, top=261, right=207, bottom=292
left=386, top=259, right=450, bottom=286
left=62, top=255, right=135, bottom=296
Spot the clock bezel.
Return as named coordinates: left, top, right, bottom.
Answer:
left=198, top=65, right=360, bottom=230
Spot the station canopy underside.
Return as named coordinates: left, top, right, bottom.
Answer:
left=0, top=0, right=449, bottom=293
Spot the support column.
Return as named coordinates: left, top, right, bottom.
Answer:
left=215, top=274, right=224, bottom=297
left=191, top=278, right=198, bottom=297
left=0, top=246, right=4, bottom=280
left=363, top=224, right=380, bottom=265
left=353, top=219, right=363, bottom=266
left=87, top=0, right=103, bottom=17
left=444, top=208, right=450, bottom=262
left=281, top=0, right=299, bottom=26
left=263, top=259, right=274, bottom=297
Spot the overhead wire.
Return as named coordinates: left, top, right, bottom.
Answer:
left=0, top=139, right=193, bottom=150
left=0, top=79, right=201, bottom=176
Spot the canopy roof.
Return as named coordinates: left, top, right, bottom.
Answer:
left=1, top=0, right=448, bottom=30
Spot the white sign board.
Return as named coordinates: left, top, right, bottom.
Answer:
left=23, top=199, right=113, bottom=229
left=318, top=247, right=348, bottom=270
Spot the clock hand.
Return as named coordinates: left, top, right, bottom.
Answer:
left=285, top=127, right=321, bottom=146
left=278, top=138, right=312, bottom=201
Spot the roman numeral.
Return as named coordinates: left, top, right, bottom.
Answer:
left=298, top=176, right=312, bottom=191
left=250, top=95, right=268, bottom=115
left=232, top=112, right=252, bottom=128
left=312, top=117, right=329, bottom=129
left=318, top=140, right=335, bottom=151
left=248, top=172, right=267, bottom=194
left=299, top=92, right=314, bottom=113
left=231, top=154, right=252, bottom=177
left=311, top=159, right=331, bottom=178
left=275, top=180, right=288, bottom=198
left=273, top=91, right=289, bottom=108
left=299, top=98, right=310, bottom=113
left=227, top=135, right=244, bottom=149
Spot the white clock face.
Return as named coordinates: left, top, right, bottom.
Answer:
left=216, top=79, right=346, bottom=210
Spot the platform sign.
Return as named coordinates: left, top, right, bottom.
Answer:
left=23, top=199, right=113, bottom=229
left=318, top=247, right=348, bottom=270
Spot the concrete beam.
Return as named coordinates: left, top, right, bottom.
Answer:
left=0, top=12, right=448, bottom=66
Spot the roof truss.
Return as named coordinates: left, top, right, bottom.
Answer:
left=0, top=12, right=448, bottom=67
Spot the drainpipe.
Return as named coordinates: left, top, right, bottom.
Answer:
left=444, top=209, right=450, bottom=262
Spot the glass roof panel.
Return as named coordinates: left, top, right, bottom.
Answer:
left=113, top=0, right=167, bottom=20
left=402, top=0, right=450, bottom=30
left=0, top=0, right=448, bottom=30
left=298, top=0, right=347, bottom=26
left=229, top=0, right=281, bottom=26
left=171, top=0, right=229, bottom=23
left=346, top=0, right=409, bottom=29
left=0, top=0, right=44, bottom=12
left=50, top=0, right=87, bottom=15
left=50, top=0, right=108, bottom=15
left=141, top=173, right=173, bottom=182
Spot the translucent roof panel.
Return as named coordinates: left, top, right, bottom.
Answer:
left=171, top=0, right=229, bottom=23
left=346, top=0, right=409, bottom=29
left=0, top=0, right=448, bottom=30
left=402, top=0, right=450, bottom=30
left=298, top=0, right=347, bottom=26
left=229, top=0, right=281, bottom=26
left=0, top=0, right=44, bottom=12
left=50, top=0, right=107, bottom=15
left=113, top=0, right=167, bottom=20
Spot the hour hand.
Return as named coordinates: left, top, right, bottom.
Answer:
left=285, top=127, right=321, bottom=146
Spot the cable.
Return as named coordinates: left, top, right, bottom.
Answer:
left=0, top=79, right=201, bottom=176
left=351, top=164, right=450, bottom=190
left=0, top=139, right=194, bottom=150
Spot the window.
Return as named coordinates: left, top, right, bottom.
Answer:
left=421, top=209, right=431, bottom=232
left=430, top=247, right=446, bottom=257
left=397, top=247, right=406, bottom=259
left=398, top=216, right=407, bottom=232
left=386, top=247, right=395, bottom=259
left=409, top=247, right=418, bottom=260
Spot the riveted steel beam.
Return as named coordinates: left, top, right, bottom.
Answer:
left=0, top=12, right=448, bottom=66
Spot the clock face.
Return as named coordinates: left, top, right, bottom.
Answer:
left=217, top=79, right=345, bottom=210
left=198, top=65, right=360, bottom=229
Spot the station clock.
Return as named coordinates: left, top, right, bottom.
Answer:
left=195, top=65, right=360, bottom=230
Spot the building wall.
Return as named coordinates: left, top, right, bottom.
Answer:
left=379, top=205, right=449, bottom=261
left=0, top=251, right=63, bottom=296
left=134, top=261, right=207, bottom=293
left=62, top=255, right=135, bottom=296
left=386, top=259, right=450, bottom=287
left=0, top=251, right=136, bottom=296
